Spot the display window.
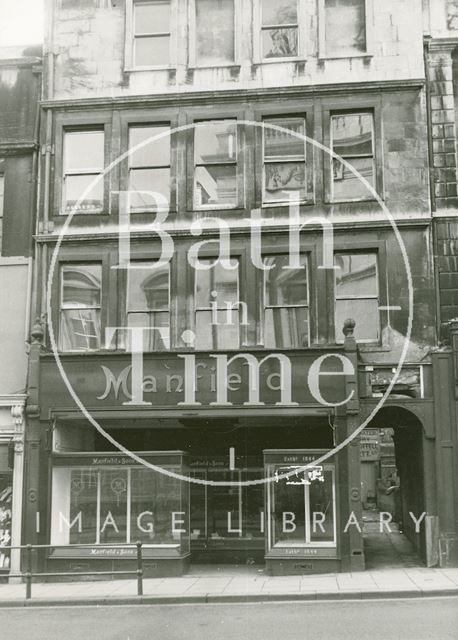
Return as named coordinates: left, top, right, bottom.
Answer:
left=0, top=472, right=12, bottom=570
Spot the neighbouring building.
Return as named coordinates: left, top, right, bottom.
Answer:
left=21, top=0, right=458, bottom=578
left=0, top=45, right=41, bottom=577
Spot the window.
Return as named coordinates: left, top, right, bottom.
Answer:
left=194, top=0, right=235, bottom=66
left=194, top=120, right=238, bottom=208
left=263, top=117, right=306, bottom=203
left=0, top=162, right=4, bottom=254
left=128, top=125, right=170, bottom=212
left=323, top=0, right=366, bottom=56
left=263, top=255, right=309, bottom=348
left=132, top=0, right=171, bottom=67
left=62, top=130, right=104, bottom=214
left=331, top=112, right=374, bottom=201
left=334, top=253, right=379, bottom=342
left=60, top=264, right=102, bottom=351
left=194, top=259, right=241, bottom=349
left=261, top=0, right=298, bottom=59
left=126, top=262, right=170, bottom=351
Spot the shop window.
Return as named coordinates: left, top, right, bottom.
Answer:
left=266, top=459, right=336, bottom=548
left=262, top=117, right=306, bottom=204
left=331, top=112, right=374, bottom=201
left=0, top=465, right=12, bottom=569
left=320, top=0, right=367, bottom=57
left=126, top=261, right=170, bottom=351
left=194, top=259, right=241, bottom=349
left=0, top=166, right=4, bottom=255
left=261, top=0, right=298, bottom=59
left=334, top=253, right=379, bottom=342
left=59, top=264, right=102, bottom=352
left=194, top=119, right=238, bottom=208
left=128, top=125, right=171, bottom=212
left=132, top=0, right=171, bottom=67
left=193, top=0, right=235, bottom=66
left=263, top=254, right=309, bottom=348
left=62, top=130, right=104, bottom=214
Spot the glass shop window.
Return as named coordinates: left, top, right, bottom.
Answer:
left=194, top=119, right=238, bottom=208
left=261, top=0, right=298, bottom=59
left=128, top=125, right=171, bottom=212
left=324, top=0, right=366, bottom=56
left=133, top=0, right=171, bottom=67
left=0, top=164, right=4, bottom=255
left=263, top=254, right=309, bottom=348
left=126, top=261, right=170, bottom=351
left=195, top=0, right=235, bottom=66
left=263, top=117, right=306, bottom=203
left=266, top=463, right=336, bottom=548
left=62, top=130, right=104, bottom=214
left=334, top=253, right=379, bottom=342
left=331, top=112, right=374, bottom=201
left=194, top=258, right=241, bottom=349
left=59, top=264, right=102, bottom=352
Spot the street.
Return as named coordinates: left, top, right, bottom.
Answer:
left=0, top=597, right=457, bottom=640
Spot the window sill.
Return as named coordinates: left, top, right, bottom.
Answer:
left=318, top=53, right=373, bottom=62
left=188, top=63, right=241, bottom=71
left=328, top=197, right=378, bottom=205
left=254, top=57, right=307, bottom=66
left=124, top=65, right=176, bottom=72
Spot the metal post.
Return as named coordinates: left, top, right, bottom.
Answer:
left=136, top=541, right=143, bottom=596
left=25, top=544, right=33, bottom=600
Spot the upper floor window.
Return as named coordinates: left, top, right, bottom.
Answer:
left=194, top=259, right=242, bottom=349
left=127, top=262, right=170, bottom=351
left=263, top=255, right=309, bottom=348
left=194, top=120, right=238, bottom=208
left=60, top=264, right=102, bottom=351
left=261, top=0, right=298, bottom=59
left=334, top=253, right=379, bottom=343
left=128, top=125, right=171, bottom=212
left=322, top=0, right=367, bottom=57
left=263, top=117, right=306, bottom=204
left=63, top=130, right=104, bottom=214
left=331, top=112, right=374, bottom=201
left=132, top=0, right=171, bottom=67
left=194, top=0, right=235, bottom=66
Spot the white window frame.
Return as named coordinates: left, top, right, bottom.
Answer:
left=318, top=0, right=373, bottom=59
left=62, top=129, right=105, bottom=215
left=189, top=0, right=242, bottom=68
left=253, top=0, right=307, bottom=64
left=125, top=0, right=178, bottom=71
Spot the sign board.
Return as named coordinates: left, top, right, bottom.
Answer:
left=360, top=429, right=380, bottom=461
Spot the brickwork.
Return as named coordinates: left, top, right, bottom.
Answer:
left=428, top=44, right=458, bottom=210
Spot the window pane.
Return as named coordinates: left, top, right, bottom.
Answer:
left=195, top=121, right=237, bottom=164
left=264, top=118, right=305, bottom=159
left=134, top=35, right=170, bottom=66
left=195, top=310, right=240, bottom=350
left=332, top=156, right=374, bottom=200
left=309, top=469, right=335, bottom=543
left=264, top=161, right=306, bottom=202
left=64, top=131, right=104, bottom=171
left=129, top=168, right=170, bottom=211
left=265, top=306, right=309, bottom=348
left=208, top=471, right=241, bottom=538
left=195, top=260, right=238, bottom=308
left=62, top=265, right=101, bottom=307
left=129, top=126, right=170, bottom=168
left=335, top=253, right=377, bottom=297
left=196, top=0, right=235, bottom=65
left=262, top=0, right=297, bottom=25
left=264, top=255, right=307, bottom=306
left=127, top=312, right=170, bottom=350
left=332, top=113, right=373, bottom=157
left=60, top=309, right=101, bottom=351
left=325, top=0, right=366, bottom=55
left=128, top=263, right=169, bottom=311
left=272, top=473, right=306, bottom=545
left=262, top=27, right=297, bottom=58
left=134, top=0, right=170, bottom=34
left=69, top=469, right=98, bottom=544
left=335, top=298, right=379, bottom=341
left=195, top=165, right=237, bottom=206
left=64, top=174, right=103, bottom=213
left=99, top=470, right=128, bottom=543
left=0, top=174, right=4, bottom=218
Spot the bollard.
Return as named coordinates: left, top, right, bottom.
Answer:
left=136, top=541, right=143, bottom=596
left=25, top=544, right=33, bottom=600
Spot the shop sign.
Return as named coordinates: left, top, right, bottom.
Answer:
left=360, top=429, right=380, bottom=461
